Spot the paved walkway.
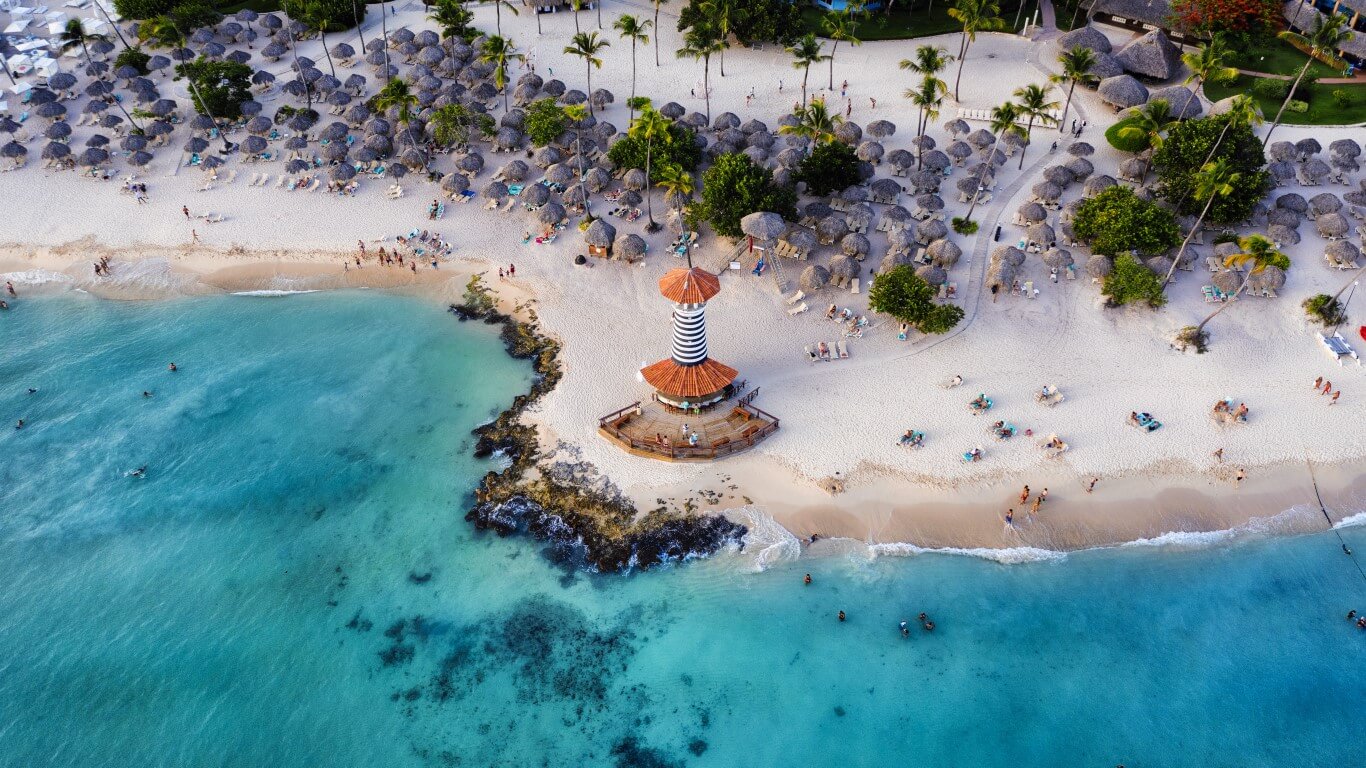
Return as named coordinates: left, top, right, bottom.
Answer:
left=1235, top=68, right=1365, bottom=84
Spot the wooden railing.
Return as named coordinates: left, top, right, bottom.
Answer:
left=597, top=400, right=779, bottom=461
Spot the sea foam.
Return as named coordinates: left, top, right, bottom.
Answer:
left=732, top=507, right=802, bottom=572
left=231, top=289, right=321, bottom=297
left=867, top=542, right=1068, bottom=565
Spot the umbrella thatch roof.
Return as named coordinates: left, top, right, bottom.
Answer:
left=782, top=228, right=818, bottom=253
left=1083, top=174, right=1116, bottom=196
left=1151, top=85, right=1202, bottom=119
left=857, top=141, right=884, bottom=162
left=537, top=201, right=567, bottom=224
left=1301, top=158, right=1332, bottom=181
left=881, top=250, right=915, bottom=273
left=1058, top=25, right=1112, bottom=54
left=1098, top=75, right=1148, bottom=109
left=1247, top=265, right=1286, bottom=293
left=584, top=218, right=617, bottom=246
left=1067, top=142, right=1095, bottom=158
left=482, top=181, right=509, bottom=199
left=1267, top=223, right=1300, bottom=245
left=834, top=122, right=862, bottom=145
left=817, top=215, right=849, bottom=244
left=829, top=254, right=861, bottom=283
left=1115, top=29, right=1180, bottom=79
left=1033, top=180, right=1063, bottom=201
left=986, top=261, right=1018, bottom=291
left=1309, top=192, right=1342, bottom=216
left=992, top=245, right=1027, bottom=267
left=1325, top=240, right=1361, bottom=262
left=1086, top=254, right=1113, bottom=277
left=1316, top=212, right=1349, bottom=238
left=943, top=118, right=971, bottom=137
left=1266, top=208, right=1299, bottom=229
left=1065, top=157, right=1094, bottom=179
left=615, top=233, right=647, bottom=260
left=799, top=264, right=831, bottom=292
left=866, top=120, right=896, bottom=138
left=840, top=233, right=870, bottom=258
left=916, top=264, right=948, bottom=286
left=1, top=141, right=27, bottom=158
left=1027, top=223, right=1057, bottom=246
left=967, top=128, right=995, bottom=148
left=1211, top=269, right=1243, bottom=294
left=330, top=163, right=357, bottom=181
left=1276, top=192, right=1308, bottom=213
left=927, top=238, right=962, bottom=267
left=523, top=183, right=552, bottom=208
left=916, top=219, right=949, bottom=244
left=1268, top=141, right=1297, bottom=163
left=741, top=211, right=788, bottom=242
left=1042, top=248, right=1074, bottom=269
left=1296, top=137, right=1322, bottom=158
left=441, top=172, right=470, bottom=193
left=1043, top=165, right=1074, bottom=186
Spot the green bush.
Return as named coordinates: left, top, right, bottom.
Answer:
left=1073, top=186, right=1181, bottom=258
left=175, top=57, right=252, bottom=119
left=868, top=265, right=965, bottom=334
left=524, top=98, right=566, bottom=147
left=1104, top=117, right=1150, bottom=153
left=607, top=121, right=702, bottom=176
left=1102, top=254, right=1168, bottom=308
left=697, top=153, right=797, bottom=238
left=168, top=2, right=219, bottom=32
left=1153, top=114, right=1270, bottom=225
left=793, top=141, right=860, bottom=197
left=114, top=46, right=151, bottom=76
left=282, top=0, right=365, bottom=32
left=1251, top=77, right=1289, bottom=100
left=1286, top=99, right=1309, bottom=113
left=113, top=0, right=176, bottom=20
left=1303, top=294, right=1347, bottom=326
left=1332, top=89, right=1353, bottom=108
left=678, top=0, right=803, bottom=44
left=951, top=217, right=979, bottom=235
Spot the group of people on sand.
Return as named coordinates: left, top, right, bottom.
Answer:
left=1212, top=400, right=1250, bottom=421
left=92, top=256, right=113, bottom=277
left=1313, top=377, right=1342, bottom=405
left=1004, top=485, right=1048, bottom=527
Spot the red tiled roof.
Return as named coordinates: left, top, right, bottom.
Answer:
left=658, top=267, right=721, bottom=304
left=640, top=357, right=737, bottom=398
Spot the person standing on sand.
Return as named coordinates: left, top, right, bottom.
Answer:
left=1086, top=477, right=1098, bottom=493
left=1235, top=468, right=1245, bottom=487
left=1004, top=509, right=1014, bottom=527
left=1314, top=376, right=1323, bottom=391
left=5, top=281, right=14, bottom=297
left=498, top=267, right=504, bottom=280
left=182, top=205, right=190, bottom=220
left=1039, top=488, right=1048, bottom=504
left=870, top=96, right=876, bottom=110
left=358, top=240, right=366, bottom=257
left=509, top=263, right=516, bottom=277
left=1019, top=485, right=1030, bottom=504
left=411, top=262, right=417, bottom=273
left=1330, top=390, right=1340, bottom=405
left=1322, top=380, right=1332, bottom=395
left=1213, top=448, right=1224, bottom=463
left=191, top=229, right=199, bottom=243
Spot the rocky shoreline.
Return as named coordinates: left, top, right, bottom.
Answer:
left=451, top=276, right=746, bottom=572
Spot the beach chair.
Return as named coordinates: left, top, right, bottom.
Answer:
left=1024, top=280, right=1036, bottom=298
left=850, top=278, right=860, bottom=294
left=786, top=289, right=806, bottom=305
left=837, top=340, right=849, bottom=359
left=787, top=302, right=808, bottom=316
left=225, top=169, right=237, bottom=184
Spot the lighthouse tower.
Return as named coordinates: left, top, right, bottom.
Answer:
left=640, top=266, right=737, bottom=410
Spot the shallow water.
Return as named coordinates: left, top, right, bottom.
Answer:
left=1, top=294, right=1363, bottom=767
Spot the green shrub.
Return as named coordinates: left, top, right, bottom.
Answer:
left=1303, top=294, right=1347, bottom=326
left=1102, top=254, right=1168, bottom=308
left=868, top=265, right=965, bottom=334
left=175, top=57, right=252, bottom=119
left=607, top=121, right=701, bottom=176
left=678, top=0, right=803, bottom=44
left=1153, top=114, right=1270, bottom=225
left=793, top=141, right=860, bottom=197
left=524, top=98, right=566, bottom=147
left=1251, top=77, right=1289, bottom=100
left=1073, top=186, right=1181, bottom=258
left=1285, top=99, right=1308, bottom=113
left=113, top=0, right=176, bottom=20
left=282, top=0, right=365, bottom=32
left=1332, top=89, right=1353, bottom=108
left=697, top=153, right=797, bottom=238
left=1105, top=117, right=1150, bottom=153
left=114, top=46, right=151, bottom=76
left=951, top=217, right=979, bottom=235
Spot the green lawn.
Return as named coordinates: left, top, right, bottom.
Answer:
left=799, top=1, right=1029, bottom=41
left=1224, top=36, right=1345, bottom=79
left=1204, top=74, right=1366, bottom=126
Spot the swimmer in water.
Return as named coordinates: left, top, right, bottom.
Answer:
left=142, top=391, right=152, bottom=398
left=837, top=610, right=846, bottom=622
left=15, top=419, right=24, bottom=429
left=923, top=620, right=935, bottom=632
left=1349, top=610, right=1357, bottom=621
left=168, top=363, right=178, bottom=372
left=131, top=466, right=147, bottom=478
left=899, top=621, right=909, bottom=638
left=804, top=574, right=811, bottom=585
left=27, top=388, right=37, bottom=394
left=918, top=613, right=928, bottom=622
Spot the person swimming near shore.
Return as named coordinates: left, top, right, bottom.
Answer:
left=15, top=419, right=24, bottom=429
left=804, top=574, right=811, bottom=585
left=142, top=391, right=153, bottom=398
left=168, top=363, right=178, bottom=372
left=27, top=388, right=36, bottom=394
left=130, top=466, right=147, bottom=478
left=900, top=620, right=909, bottom=638
left=837, top=610, right=846, bottom=622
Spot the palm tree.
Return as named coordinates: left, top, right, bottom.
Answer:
left=677, top=26, right=724, bottom=123
left=1051, top=46, right=1097, bottom=133
left=60, top=17, right=141, bottom=131
left=1116, top=98, right=1174, bottom=182
left=1162, top=158, right=1240, bottom=287
left=596, top=0, right=604, bottom=28
left=430, top=103, right=492, bottom=148
left=90, top=0, right=132, bottom=50
left=787, top=33, right=829, bottom=107
left=707, top=0, right=736, bottom=77
left=480, top=35, right=524, bottom=114
left=655, top=161, right=695, bottom=216
left=351, top=0, right=367, bottom=55
left=564, top=31, right=610, bottom=115
left=653, top=0, right=671, bottom=66
left=906, top=77, right=947, bottom=169
left=1176, top=95, right=1261, bottom=210
left=1195, top=235, right=1286, bottom=336
left=1265, top=12, right=1353, bottom=146
left=630, top=105, right=674, bottom=231
left=490, top=0, right=518, bottom=36
left=1012, top=83, right=1059, bottom=169
left=563, top=102, right=591, bottom=212
left=779, top=97, right=842, bottom=143
left=304, top=7, right=337, bottom=78
left=614, top=14, right=652, bottom=118
left=947, top=0, right=1005, bottom=101
left=428, top=0, right=472, bottom=39
left=570, top=0, right=584, bottom=34
left=822, top=11, right=861, bottom=91
left=1178, top=36, right=1237, bottom=120
left=374, top=78, right=421, bottom=156
left=963, top=101, right=1022, bottom=223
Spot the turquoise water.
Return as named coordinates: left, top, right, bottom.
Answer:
left=1, top=293, right=1363, bottom=767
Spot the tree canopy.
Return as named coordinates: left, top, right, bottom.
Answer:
left=1102, top=254, right=1168, bottom=308
left=283, top=0, right=364, bottom=32
left=607, top=120, right=701, bottom=175
left=1170, top=0, right=1280, bottom=36
left=697, top=153, right=797, bottom=238
left=1073, top=186, right=1181, bottom=257
left=175, top=57, right=252, bottom=119
left=524, top=98, right=567, bottom=147
left=677, top=0, right=803, bottom=45
left=794, top=141, right=861, bottom=197
left=1153, top=114, right=1270, bottom=225
left=868, top=265, right=965, bottom=334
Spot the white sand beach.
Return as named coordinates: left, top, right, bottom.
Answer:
left=3, top=2, right=1364, bottom=548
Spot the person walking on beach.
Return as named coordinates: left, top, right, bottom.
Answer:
left=5, top=281, right=14, bottom=297
left=498, top=267, right=505, bottom=280
left=1004, top=509, right=1014, bottom=527
left=191, top=229, right=199, bottom=243
left=1213, top=447, right=1224, bottom=463
left=1322, top=379, right=1332, bottom=395
left=1019, top=485, right=1030, bottom=504
left=1314, top=376, right=1323, bottom=391
left=1029, top=496, right=1041, bottom=518
left=869, top=96, right=876, bottom=110
left=182, top=205, right=190, bottom=220
left=1330, top=390, right=1340, bottom=405
left=1235, top=468, right=1245, bottom=488
left=1086, top=477, right=1098, bottom=493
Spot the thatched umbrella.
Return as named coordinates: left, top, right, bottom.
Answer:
left=1300, top=158, right=1331, bottom=184
left=482, top=180, right=509, bottom=200
left=880, top=250, right=915, bottom=273
left=986, top=261, right=1018, bottom=292
left=817, top=214, right=848, bottom=245
left=1316, top=213, right=1349, bottom=239
left=583, top=167, right=611, bottom=193
left=1059, top=25, right=1112, bottom=53
left=458, top=153, right=485, bottom=176
left=1275, top=192, right=1308, bottom=213
left=536, top=201, right=567, bottom=225
left=1325, top=240, right=1361, bottom=265
left=1267, top=223, right=1300, bottom=245
left=888, top=229, right=917, bottom=254
left=782, top=228, right=818, bottom=256
left=1042, top=248, right=1074, bottom=270
left=1151, top=85, right=1202, bottom=119
left=1083, top=174, right=1116, bottom=196
left=128, top=150, right=153, bottom=166
left=741, top=212, right=788, bottom=243
left=616, top=190, right=643, bottom=208
left=921, top=150, right=951, bottom=172
left=804, top=201, right=834, bottom=221
left=44, top=122, right=72, bottom=141
left=1043, top=165, right=1074, bottom=187
left=521, top=183, right=551, bottom=208
left=857, top=140, right=884, bottom=163
left=1017, top=201, right=1047, bottom=224
left=1115, top=29, right=1180, bottom=79
left=1145, top=256, right=1174, bottom=276
left=967, top=128, right=994, bottom=148
left=943, top=118, right=971, bottom=137
left=1065, top=157, right=1094, bottom=180
left=1267, top=161, right=1297, bottom=184
left=913, top=193, right=943, bottom=215
left=916, top=264, right=948, bottom=286
left=840, top=233, right=870, bottom=259
left=1268, top=141, right=1297, bottom=163
left=840, top=185, right=869, bottom=205
left=1027, top=223, right=1057, bottom=247
left=1247, top=265, right=1286, bottom=294
left=1067, top=141, right=1095, bottom=158
left=881, top=205, right=913, bottom=229
left=242, top=135, right=269, bottom=154
left=846, top=203, right=876, bottom=231
left=886, top=148, right=913, bottom=171
left=1119, top=157, right=1148, bottom=181
left=330, top=163, right=357, bottom=182
left=79, top=147, right=109, bottom=166
left=623, top=168, right=647, bottom=191
left=927, top=239, right=962, bottom=267
left=946, top=141, right=973, bottom=164
left=614, top=233, right=647, bottom=261
left=915, top=218, right=948, bottom=244
left=1211, top=269, right=1243, bottom=294
left=865, top=119, right=896, bottom=139
left=1098, top=75, right=1148, bottom=109
left=992, top=245, right=1026, bottom=267
left=584, top=218, right=617, bottom=252
left=1309, top=192, right=1342, bottom=217
left=834, top=121, right=862, bottom=145
left=829, top=254, right=860, bottom=285
left=543, top=164, right=573, bottom=186
left=1295, top=137, right=1322, bottom=159
left=1086, top=254, right=1113, bottom=278
left=562, top=184, right=587, bottom=206
left=909, top=170, right=941, bottom=194
left=440, top=172, right=470, bottom=197
left=1329, top=138, right=1361, bottom=160
left=799, top=264, right=831, bottom=292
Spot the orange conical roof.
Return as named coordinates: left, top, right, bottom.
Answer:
left=658, top=267, right=721, bottom=304
left=640, top=357, right=738, bottom=399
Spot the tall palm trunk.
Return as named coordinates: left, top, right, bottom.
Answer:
left=703, top=54, right=712, bottom=122
left=289, top=32, right=313, bottom=110
left=828, top=41, right=838, bottom=90
left=653, top=3, right=661, bottom=65
left=1017, top=116, right=1035, bottom=170
left=352, top=0, right=366, bottom=56
left=1195, top=270, right=1253, bottom=335
left=320, top=29, right=336, bottom=77
left=1263, top=58, right=1313, bottom=147
left=916, top=103, right=925, bottom=169
left=1162, top=195, right=1214, bottom=287
left=1059, top=80, right=1076, bottom=133
left=574, top=4, right=581, bottom=34
left=963, top=133, right=1001, bottom=222
left=536, top=6, right=542, bottom=34
left=629, top=39, right=638, bottom=120
left=801, top=62, right=810, bottom=106
left=585, top=59, right=594, bottom=115
left=1180, top=77, right=1202, bottom=121
left=953, top=33, right=968, bottom=100
left=1176, top=118, right=1236, bottom=210
left=381, top=2, right=391, bottom=82
left=645, top=136, right=656, bottom=228
left=597, top=0, right=603, bottom=28
left=496, top=2, right=503, bottom=36
left=93, top=0, right=132, bottom=49
left=1328, top=261, right=1366, bottom=304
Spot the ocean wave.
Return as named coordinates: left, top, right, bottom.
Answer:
left=1, top=269, right=76, bottom=290
left=1335, top=511, right=1366, bottom=530
left=231, top=289, right=321, bottom=297
left=1121, top=505, right=1318, bottom=551
left=732, top=507, right=802, bottom=572
left=867, top=542, right=1068, bottom=564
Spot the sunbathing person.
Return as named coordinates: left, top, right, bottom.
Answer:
left=899, top=430, right=916, bottom=446
left=826, top=304, right=838, bottom=320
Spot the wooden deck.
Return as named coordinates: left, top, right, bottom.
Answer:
left=598, top=396, right=780, bottom=462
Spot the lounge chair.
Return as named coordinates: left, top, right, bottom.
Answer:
left=786, top=289, right=806, bottom=305
left=850, top=278, right=860, bottom=294
left=787, top=302, right=808, bottom=316
left=837, top=340, right=849, bottom=358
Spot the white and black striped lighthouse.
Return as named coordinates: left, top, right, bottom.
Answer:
left=640, top=267, right=737, bottom=409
